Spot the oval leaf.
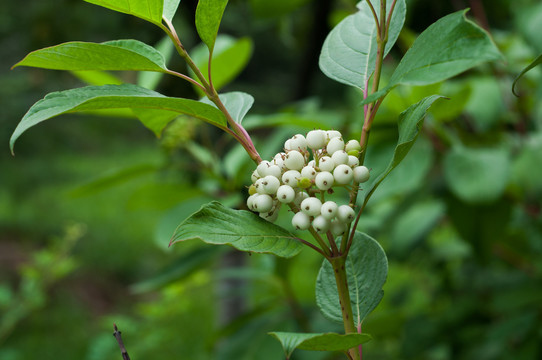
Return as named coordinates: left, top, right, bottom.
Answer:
left=163, top=0, right=182, bottom=22
left=316, top=232, right=388, bottom=326
left=13, top=40, right=168, bottom=73
left=84, top=0, right=163, bottom=25
left=201, top=91, right=254, bottom=124
left=443, top=146, right=510, bottom=204
left=170, top=201, right=302, bottom=258
left=362, top=95, right=443, bottom=204
left=195, top=0, right=229, bottom=52
left=319, top=0, right=406, bottom=90
left=269, top=332, right=371, bottom=359
left=10, top=84, right=227, bottom=153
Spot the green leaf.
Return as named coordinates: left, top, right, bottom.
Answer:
left=84, top=0, right=163, bottom=25
left=71, top=70, right=123, bottom=86
left=10, top=84, right=227, bottom=153
left=170, top=201, right=302, bottom=258
left=443, top=146, right=510, bottom=204
left=163, top=0, right=182, bottom=22
left=195, top=0, right=229, bottom=53
left=362, top=95, right=443, bottom=204
left=512, top=53, right=542, bottom=96
left=269, top=332, right=371, bottom=359
left=201, top=91, right=254, bottom=123
left=391, top=10, right=501, bottom=90
left=190, top=35, right=253, bottom=94
left=138, top=36, right=176, bottom=90
left=13, top=40, right=168, bottom=73
left=316, top=232, right=388, bottom=325
left=319, top=0, right=406, bottom=90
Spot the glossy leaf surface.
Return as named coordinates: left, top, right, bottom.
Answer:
left=201, top=91, right=254, bottom=123
left=170, top=201, right=302, bottom=258
left=195, top=0, right=228, bottom=52
left=84, top=0, right=163, bottom=25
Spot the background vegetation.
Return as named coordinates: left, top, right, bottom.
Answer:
left=1, top=0, right=541, bottom=359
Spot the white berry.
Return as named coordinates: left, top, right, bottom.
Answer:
left=254, top=178, right=266, bottom=194
left=330, top=219, right=347, bottom=236
left=320, top=201, right=338, bottom=220
left=326, top=137, right=345, bottom=155
left=319, top=156, right=335, bottom=172
left=284, top=150, right=305, bottom=170
left=348, top=155, right=359, bottom=167
left=353, top=166, right=370, bottom=183
left=312, top=215, right=330, bottom=233
left=247, top=194, right=259, bottom=210
left=337, top=205, right=355, bottom=223
left=251, top=170, right=260, bottom=183
left=315, top=171, right=334, bottom=191
left=294, top=191, right=309, bottom=207
left=306, top=130, right=327, bottom=149
left=290, top=134, right=308, bottom=151
left=345, top=139, right=361, bottom=152
left=276, top=185, right=295, bottom=203
left=300, top=165, right=317, bottom=180
left=326, top=130, right=342, bottom=142
left=300, top=197, right=322, bottom=216
left=292, top=211, right=311, bottom=230
left=256, top=161, right=272, bottom=177
left=253, top=194, right=273, bottom=213
left=282, top=170, right=301, bottom=186
left=262, top=175, right=280, bottom=194
left=333, top=164, right=354, bottom=184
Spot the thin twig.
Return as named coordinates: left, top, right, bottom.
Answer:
left=113, top=324, right=131, bottom=360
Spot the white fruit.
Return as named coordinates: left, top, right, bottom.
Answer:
left=300, top=165, right=317, bottom=180
left=315, top=171, right=334, bottom=191
left=331, top=150, right=348, bottom=165
left=284, top=150, right=305, bottom=170
left=326, top=130, right=342, bottom=142
left=251, top=170, right=260, bottom=183
left=319, top=156, right=335, bottom=172
left=330, top=219, right=347, bottom=236
left=262, top=175, right=280, bottom=194
left=300, top=197, right=322, bottom=216
left=290, top=134, right=308, bottom=151
left=347, top=155, right=359, bottom=167
left=326, top=137, right=345, bottom=155
left=312, top=215, right=330, bottom=233
left=276, top=185, right=295, bottom=203
left=254, top=178, right=266, bottom=194
left=306, top=130, right=327, bottom=149
left=292, top=211, right=311, bottom=230
left=247, top=194, right=259, bottom=210
left=294, top=191, right=309, bottom=207
left=353, top=165, right=370, bottom=183
left=337, top=205, right=355, bottom=223
left=320, top=201, right=338, bottom=220
left=282, top=170, right=301, bottom=186
left=333, top=164, right=354, bottom=184
left=253, top=194, right=273, bottom=213
left=265, top=164, right=282, bottom=178
left=256, top=160, right=272, bottom=177
left=260, top=207, right=280, bottom=222
left=345, top=139, right=361, bottom=152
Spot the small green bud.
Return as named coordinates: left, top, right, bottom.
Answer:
left=248, top=184, right=257, bottom=195
left=297, top=177, right=312, bottom=189
left=347, top=149, right=360, bottom=157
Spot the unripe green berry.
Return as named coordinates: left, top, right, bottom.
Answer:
left=333, top=164, right=354, bottom=184
left=277, top=185, right=295, bottom=203
left=353, top=165, right=370, bottom=183
left=315, top=171, right=334, bottom=191
left=320, top=201, right=338, bottom=220
left=297, top=177, right=312, bottom=189
left=284, top=150, right=305, bottom=170
left=347, top=149, right=360, bottom=157
left=300, top=197, right=322, bottom=217
left=248, top=184, right=257, bottom=195
left=292, top=211, right=311, bottom=230
left=312, top=215, right=330, bottom=233
left=337, top=205, right=355, bottom=223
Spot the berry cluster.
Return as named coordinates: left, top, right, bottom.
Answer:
left=247, top=130, right=370, bottom=235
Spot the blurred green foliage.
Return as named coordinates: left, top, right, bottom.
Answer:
left=1, top=0, right=542, bottom=359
